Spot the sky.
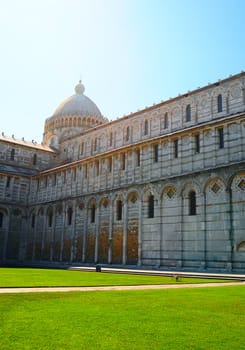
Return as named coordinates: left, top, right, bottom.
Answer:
left=0, top=0, right=244, bottom=143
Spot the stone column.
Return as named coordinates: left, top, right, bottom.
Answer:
left=200, top=192, right=206, bottom=270
left=60, top=202, right=66, bottom=262
left=70, top=201, right=77, bottom=263
left=137, top=196, right=142, bottom=266
left=227, top=187, right=234, bottom=271
left=110, top=155, right=114, bottom=188
left=31, top=208, right=37, bottom=261
left=108, top=197, right=113, bottom=264
left=50, top=207, right=56, bottom=262
left=41, top=208, right=46, bottom=259
left=179, top=194, right=184, bottom=268
left=211, top=94, right=214, bottom=118
left=94, top=201, right=100, bottom=263
left=2, top=210, right=10, bottom=261
left=82, top=206, right=88, bottom=263
left=122, top=198, right=128, bottom=265
left=19, top=210, right=28, bottom=262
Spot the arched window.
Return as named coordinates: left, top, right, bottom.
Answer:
left=217, top=94, right=223, bottom=112
left=84, top=164, right=87, bottom=178
left=126, top=126, right=130, bottom=141
left=10, top=148, right=15, bottom=161
left=52, top=174, right=57, bottom=186
left=174, top=139, right=178, bottom=158
left=136, top=149, right=140, bottom=167
left=116, top=200, right=123, bottom=221
left=195, top=134, right=200, bottom=153
left=33, top=154, right=37, bottom=165
left=91, top=204, right=96, bottom=223
left=47, top=209, right=53, bottom=227
left=0, top=212, right=3, bottom=228
left=148, top=194, right=154, bottom=218
left=79, top=142, right=84, bottom=155
left=94, top=138, right=98, bottom=151
left=186, top=104, right=191, bottom=122
left=95, top=160, right=99, bottom=176
left=237, top=241, right=245, bottom=252
left=108, top=157, right=112, bottom=173
left=121, top=153, right=126, bottom=170
left=67, top=207, right=73, bottom=225
left=6, top=176, right=11, bottom=188
left=218, top=127, right=224, bottom=149
left=189, top=191, right=196, bottom=215
left=144, top=120, right=148, bottom=135
left=73, top=169, right=76, bottom=181
left=153, top=144, right=159, bottom=162
left=31, top=213, right=35, bottom=228
left=164, top=113, right=168, bottom=129
left=109, top=132, right=113, bottom=146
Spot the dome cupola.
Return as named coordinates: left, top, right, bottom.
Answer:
left=43, top=80, right=108, bottom=147
left=52, top=80, right=103, bottom=120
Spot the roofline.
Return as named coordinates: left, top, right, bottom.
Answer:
left=0, top=136, right=56, bottom=153
left=62, top=71, right=245, bottom=142
left=35, top=110, right=244, bottom=176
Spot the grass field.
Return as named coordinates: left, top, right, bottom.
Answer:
left=0, top=267, right=232, bottom=287
left=0, top=286, right=244, bottom=350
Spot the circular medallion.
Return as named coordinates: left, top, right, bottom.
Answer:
left=231, top=86, right=241, bottom=99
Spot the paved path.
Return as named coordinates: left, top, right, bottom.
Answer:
left=0, top=281, right=244, bottom=294
left=69, top=266, right=245, bottom=280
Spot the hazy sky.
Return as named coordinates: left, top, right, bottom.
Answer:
left=0, top=0, right=244, bottom=142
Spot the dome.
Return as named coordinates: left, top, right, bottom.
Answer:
left=43, top=80, right=108, bottom=146
left=52, top=81, right=103, bottom=120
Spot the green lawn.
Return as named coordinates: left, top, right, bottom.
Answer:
left=0, top=267, right=231, bottom=287
left=0, top=286, right=244, bottom=350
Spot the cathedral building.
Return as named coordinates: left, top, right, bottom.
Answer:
left=0, top=72, right=244, bottom=271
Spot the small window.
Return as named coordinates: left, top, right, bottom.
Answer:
left=189, top=191, right=196, bottom=215
left=33, top=154, right=37, bottom=165
left=67, top=207, right=73, bottom=225
left=0, top=212, right=3, bottom=228
left=10, top=148, right=15, bottom=161
left=91, top=204, right=96, bottom=223
left=116, top=200, right=123, bottom=221
left=148, top=194, right=154, bottom=218
left=136, top=149, right=140, bottom=167
left=195, top=134, right=200, bottom=153
left=109, top=132, right=113, bottom=147
left=164, top=113, right=168, bottom=129
left=63, top=171, right=66, bottom=183
left=95, top=160, right=99, bottom=176
left=174, top=139, right=178, bottom=158
left=153, top=144, right=159, bottom=162
left=108, top=157, right=112, bottom=173
left=144, top=120, right=148, bottom=135
left=121, top=153, right=126, bottom=170
left=94, top=138, right=98, bottom=151
left=31, top=213, right=35, bottom=228
left=48, top=210, right=53, bottom=227
left=218, top=128, right=224, bottom=149
left=80, top=142, right=84, bottom=155
left=52, top=174, right=56, bottom=186
left=6, top=176, right=11, bottom=188
left=72, top=169, right=76, bottom=181
left=217, top=94, right=223, bottom=113
left=126, top=126, right=130, bottom=141
left=84, top=164, right=87, bottom=178
left=186, top=104, right=191, bottom=122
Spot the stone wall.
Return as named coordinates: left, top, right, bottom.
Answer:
left=0, top=72, right=244, bottom=272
